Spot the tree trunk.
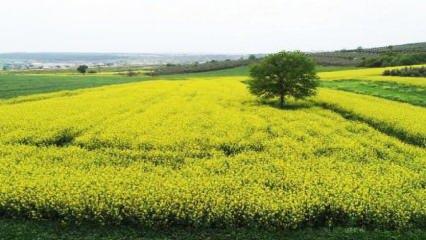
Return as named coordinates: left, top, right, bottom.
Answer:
left=279, top=94, right=284, bottom=108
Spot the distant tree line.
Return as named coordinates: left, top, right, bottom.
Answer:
left=335, top=43, right=426, bottom=54
left=309, top=54, right=361, bottom=66
left=358, top=53, right=426, bottom=67
left=309, top=42, right=426, bottom=67
left=117, top=70, right=140, bottom=77
left=383, top=66, right=426, bottom=77
left=147, top=56, right=259, bottom=76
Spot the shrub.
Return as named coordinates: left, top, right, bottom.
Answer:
left=383, top=66, right=426, bottom=77
left=77, top=65, right=89, bottom=74
left=126, top=70, right=139, bottom=77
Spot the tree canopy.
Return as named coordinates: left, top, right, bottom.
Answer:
left=77, top=65, right=89, bottom=74
left=247, top=51, right=318, bottom=108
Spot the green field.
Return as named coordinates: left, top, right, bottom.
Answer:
left=321, top=80, right=426, bottom=106
left=0, top=65, right=425, bottom=239
left=0, top=74, right=151, bottom=99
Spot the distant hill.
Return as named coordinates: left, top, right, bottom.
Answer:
left=1, top=42, right=425, bottom=69
left=0, top=52, right=248, bottom=70
left=365, top=42, right=426, bottom=53
left=309, top=42, right=426, bottom=66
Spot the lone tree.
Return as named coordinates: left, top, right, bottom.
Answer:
left=248, top=54, right=257, bottom=61
left=247, top=51, right=318, bottom=108
left=77, top=65, right=89, bottom=74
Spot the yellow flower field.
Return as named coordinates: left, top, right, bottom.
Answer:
left=0, top=76, right=425, bottom=229
left=314, top=88, right=426, bottom=146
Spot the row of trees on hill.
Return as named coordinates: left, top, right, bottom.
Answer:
left=309, top=42, right=426, bottom=67
left=147, top=56, right=259, bottom=76
left=358, top=53, right=426, bottom=67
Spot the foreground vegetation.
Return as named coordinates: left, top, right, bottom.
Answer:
left=2, top=218, right=426, bottom=240
left=0, top=64, right=425, bottom=238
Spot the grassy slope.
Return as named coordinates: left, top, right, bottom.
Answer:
left=321, top=80, right=426, bottom=107
left=0, top=74, right=151, bottom=99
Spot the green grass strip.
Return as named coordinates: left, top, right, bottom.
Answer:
left=321, top=79, right=426, bottom=107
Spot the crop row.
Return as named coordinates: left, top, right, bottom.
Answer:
left=313, top=89, right=426, bottom=147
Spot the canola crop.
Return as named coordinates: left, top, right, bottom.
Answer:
left=314, top=88, right=426, bottom=147
left=0, top=77, right=425, bottom=229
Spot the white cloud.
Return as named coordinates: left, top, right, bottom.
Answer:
left=0, top=0, right=425, bottom=53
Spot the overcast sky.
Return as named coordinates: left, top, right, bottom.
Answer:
left=0, top=0, right=425, bottom=54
